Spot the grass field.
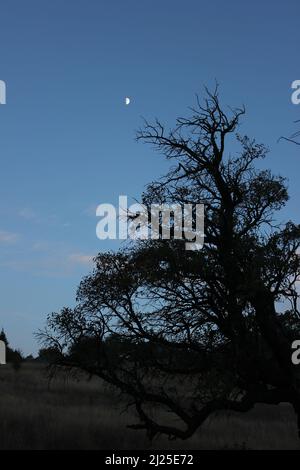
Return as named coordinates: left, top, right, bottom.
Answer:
left=0, top=363, right=299, bottom=450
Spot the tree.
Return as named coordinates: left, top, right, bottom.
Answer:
left=280, top=119, right=300, bottom=145
left=0, top=328, right=24, bottom=368
left=24, top=354, right=35, bottom=362
left=0, top=328, right=8, bottom=346
left=10, top=349, right=23, bottom=372
left=40, top=87, right=300, bottom=440
left=37, top=347, right=62, bottom=364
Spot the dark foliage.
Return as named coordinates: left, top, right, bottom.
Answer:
left=39, top=88, right=300, bottom=440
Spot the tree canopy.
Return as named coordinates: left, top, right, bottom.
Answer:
left=40, top=88, right=300, bottom=440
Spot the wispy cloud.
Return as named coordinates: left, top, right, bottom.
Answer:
left=83, top=204, right=98, bottom=217
left=0, top=236, right=95, bottom=277
left=31, top=241, right=51, bottom=251
left=0, top=230, right=19, bottom=243
left=0, top=251, right=95, bottom=277
left=68, top=253, right=94, bottom=266
left=19, top=207, right=37, bottom=220
left=18, top=208, right=68, bottom=228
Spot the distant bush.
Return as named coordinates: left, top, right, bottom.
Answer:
left=37, top=347, right=61, bottom=364
left=8, top=349, right=23, bottom=372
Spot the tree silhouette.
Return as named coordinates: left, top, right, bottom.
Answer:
left=40, top=88, right=300, bottom=440
left=280, top=119, right=300, bottom=145
left=0, top=328, right=8, bottom=346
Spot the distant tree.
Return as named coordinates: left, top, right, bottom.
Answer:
left=40, top=88, right=300, bottom=440
left=24, top=354, right=35, bottom=362
left=0, top=328, right=8, bottom=346
left=10, top=350, right=23, bottom=372
left=37, top=347, right=61, bottom=364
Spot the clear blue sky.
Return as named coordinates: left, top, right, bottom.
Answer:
left=0, top=0, right=299, bottom=354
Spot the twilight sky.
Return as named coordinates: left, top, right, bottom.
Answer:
left=0, top=0, right=299, bottom=354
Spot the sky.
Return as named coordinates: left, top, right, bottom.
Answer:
left=0, top=0, right=299, bottom=355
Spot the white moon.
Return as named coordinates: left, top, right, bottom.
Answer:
left=125, top=97, right=131, bottom=105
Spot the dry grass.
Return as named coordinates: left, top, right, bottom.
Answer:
left=0, top=363, right=299, bottom=450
